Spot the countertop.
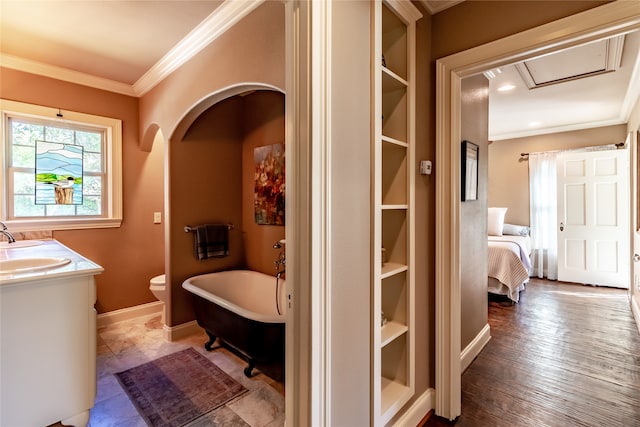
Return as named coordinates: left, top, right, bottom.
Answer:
left=0, top=239, right=103, bottom=286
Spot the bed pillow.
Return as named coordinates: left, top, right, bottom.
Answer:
left=488, top=207, right=508, bottom=236
left=503, top=223, right=530, bottom=236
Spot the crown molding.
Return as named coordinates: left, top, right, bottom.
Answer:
left=490, top=117, right=628, bottom=141
left=0, top=53, right=137, bottom=97
left=1, top=0, right=264, bottom=98
left=388, top=0, right=422, bottom=21
left=132, top=0, right=264, bottom=96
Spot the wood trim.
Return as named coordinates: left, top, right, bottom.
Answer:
left=285, top=1, right=313, bottom=426
left=96, top=301, right=163, bottom=328
left=133, top=0, right=265, bottom=96
left=1, top=1, right=265, bottom=98
left=632, top=294, right=640, bottom=335
left=309, top=0, right=332, bottom=424
left=435, top=1, right=640, bottom=421
left=162, top=320, right=200, bottom=342
left=0, top=53, right=136, bottom=96
left=460, top=323, right=491, bottom=373
left=390, top=388, right=435, bottom=427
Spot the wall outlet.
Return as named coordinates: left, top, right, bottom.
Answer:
left=153, top=212, right=162, bottom=224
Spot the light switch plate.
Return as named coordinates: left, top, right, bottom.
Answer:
left=420, top=160, right=432, bottom=175
left=153, top=212, right=162, bottom=224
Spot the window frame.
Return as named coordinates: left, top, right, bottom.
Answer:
left=1, top=99, right=122, bottom=231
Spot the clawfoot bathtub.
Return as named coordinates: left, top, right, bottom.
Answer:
left=182, top=270, right=285, bottom=381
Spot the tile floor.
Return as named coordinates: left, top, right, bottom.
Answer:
left=89, top=313, right=285, bottom=427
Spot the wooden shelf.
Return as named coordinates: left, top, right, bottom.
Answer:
left=381, top=204, right=408, bottom=210
left=381, top=135, right=408, bottom=148
left=382, top=67, right=408, bottom=92
left=373, top=1, right=420, bottom=424
left=381, top=377, right=412, bottom=424
left=381, top=262, right=407, bottom=279
left=381, top=321, right=408, bottom=347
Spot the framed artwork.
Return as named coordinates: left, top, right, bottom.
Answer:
left=461, top=140, right=478, bottom=202
left=254, top=143, right=285, bottom=225
left=35, top=140, right=83, bottom=205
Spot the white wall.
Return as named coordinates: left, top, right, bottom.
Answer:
left=628, top=96, right=640, bottom=333
left=329, top=1, right=372, bottom=424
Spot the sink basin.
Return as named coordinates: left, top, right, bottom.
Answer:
left=0, top=240, right=44, bottom=249
left=0, top=257, right=71, bottom=275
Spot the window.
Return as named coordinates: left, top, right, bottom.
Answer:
left=1, top=99, right=122, bottom=231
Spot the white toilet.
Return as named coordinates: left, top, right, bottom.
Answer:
left=150, top=274, right=166, bottom=322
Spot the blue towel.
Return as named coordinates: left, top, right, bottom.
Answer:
left=194, top=224, right=229, bottom=260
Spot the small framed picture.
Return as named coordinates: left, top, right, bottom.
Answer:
left=461, top=140, right=478, bottom=201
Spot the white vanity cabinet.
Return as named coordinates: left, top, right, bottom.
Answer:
left=0, top=240, right=103, bottom=427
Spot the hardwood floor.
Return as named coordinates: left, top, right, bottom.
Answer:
left=424, top=278, right=640, bottom=427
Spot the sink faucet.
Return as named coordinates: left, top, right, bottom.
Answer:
left=0, top=222, right=16, bottom=243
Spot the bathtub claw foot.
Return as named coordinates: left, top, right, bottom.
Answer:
left=204, top=331, right=217, bottom=351
left=244, top=361, right=256, bottom=378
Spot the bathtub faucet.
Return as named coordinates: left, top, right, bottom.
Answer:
left=274, top=253, right=286, bottom=277
left=0, top=222, right=16, bottom=243
left=273, top=240, right=286, bottom=277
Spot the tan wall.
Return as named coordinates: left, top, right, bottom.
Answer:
left=427, top=0, right=608, bottom=393
left=431, top=0, right=612, bottom=59
left=0, top=68, right=164, bottom=313
left=169, top=91, right=284, bottom=326
left=133, top=2, right=285, bottom=327
left=168, top=97, right=246, bottom=325
left=241, top=91, right=286, bottom=275
left=460, top=75, right=489, bottom=349
left=412, top=2, right=435, bottom=408
left=488, top=125, right=628, bottom=226
left=139, top=2, right=285, bottom=149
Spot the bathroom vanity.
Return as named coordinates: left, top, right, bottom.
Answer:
left=0, top=239, right=103, bottom=427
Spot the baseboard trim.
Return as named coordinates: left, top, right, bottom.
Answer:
left=632, top=294, right=640, bottom=335
left=163, top=320, right=201, bottom=342
left=96, top=301, right=163, bottom=328
left=391, top=388, right=435, bottom=427
left=461, top=323, right=491, bottom=373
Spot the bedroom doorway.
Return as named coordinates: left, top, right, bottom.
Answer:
left=434, top=2, right=639, bottom=421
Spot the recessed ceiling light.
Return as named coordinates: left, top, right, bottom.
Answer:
left=497, top=84, right=516, bottom=92
left=528, top=121, right=542, bottom=127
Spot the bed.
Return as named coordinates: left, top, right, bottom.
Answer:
left=487, top=234, right=532, bottom=302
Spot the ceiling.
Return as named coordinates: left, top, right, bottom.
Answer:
left=1, top=0, right=638, bottom=140
left=486, top=31, right=640, bottom=140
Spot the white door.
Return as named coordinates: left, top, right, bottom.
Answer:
left=557, top=149, right=629, bottom=288
left=629, top=130, right=640, bottom=332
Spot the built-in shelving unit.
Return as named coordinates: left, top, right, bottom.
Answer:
left=373, top=1, right=421, bottom=424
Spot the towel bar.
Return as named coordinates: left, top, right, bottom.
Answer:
left=184, top=224, right=234, bottom=233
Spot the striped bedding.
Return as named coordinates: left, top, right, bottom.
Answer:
left=488, top=236, right=532, bottom=302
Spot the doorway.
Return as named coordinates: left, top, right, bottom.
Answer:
left=434, top=2, right=640, bottom=420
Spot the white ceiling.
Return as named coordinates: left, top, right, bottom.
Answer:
left=0, top=1, right=223, bottom=85
left=486, top=31, right=640, bottom=140
left=1, top=0, right=638, bottom=140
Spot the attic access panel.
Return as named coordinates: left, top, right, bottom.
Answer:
left=515, top=35, right=624, bottom=88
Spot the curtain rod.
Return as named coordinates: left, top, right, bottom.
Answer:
left=519, top=142, right=625, bottom=161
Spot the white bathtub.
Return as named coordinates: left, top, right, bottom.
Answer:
left=182, top=269, right=286, bottom=323
left=182, top=269, right=286, bottom=380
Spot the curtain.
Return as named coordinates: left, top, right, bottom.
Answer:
left=529, top=152, right=558, bottom=280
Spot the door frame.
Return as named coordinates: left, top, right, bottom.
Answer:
left=435, top=3, right=640, bottom=420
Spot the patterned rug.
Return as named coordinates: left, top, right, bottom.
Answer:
left=116, top=347, right=247, bottom=427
